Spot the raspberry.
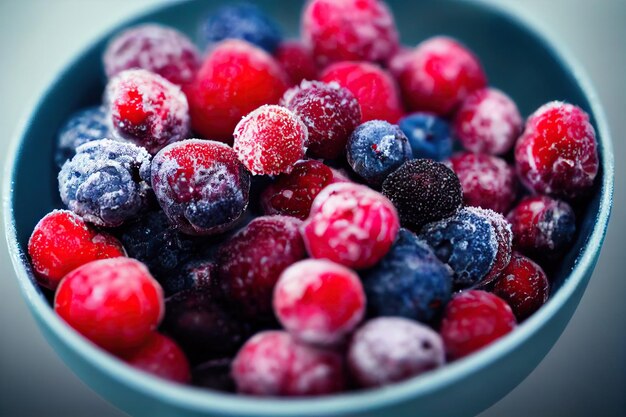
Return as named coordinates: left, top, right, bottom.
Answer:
left=440, top=290, right=516, bottom=360
left=320, top=61, right=403, bottom=123
left=103, top=24, right=200, bottom=85
left=105, top=69, right=190, bottom=154
left=346, top=120, right=413, bottom=186
left=399, top=37, right=487, bottom=115
left=274, top=259, right=365, bottom=345
left=453, top=88, right=522, bottom=155
left=56, top=106, right=110, bottom=168
left=233, top=105, right=307, bottom=176
left=120, top=333, right=191, bottom=384
left=274, top=40, right=318, bottom=86
left=281, top=80, right=361, bottom=159
left=398, top=112, right=453, bottom=161
left=185, top=40, right=288, bottom=142
left=192, top=358, right=235, bottom=392
left=492, top=253, right=550, bottom=321
left=151, top=139, right=251, bottom=236
left=58, top=139, right=152, bottom=227
left=381, top=159, right=462, bottom=230
left=28, top=210, right=124, bottom=290
left=302, top=183, right=400, bottom=269
left=514, top=101, right=599, bottom=199
left=218, top=216, right=306, bottom=319
left=54, top=258, right=164, bottom=353
left=301, top=0, right=399, bottom=66
left=232, top=331, right=346, bottom=396
left=446, top=152, right=517, bottom=214
left=348, top=317, right=445, bottom=388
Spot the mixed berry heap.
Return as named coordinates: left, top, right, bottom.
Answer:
left=30, top=0, right=599, bottom=396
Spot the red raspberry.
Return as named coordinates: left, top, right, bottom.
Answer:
left=28, top=210, right=124, bottom=290
left=281, top=80, right=361, bottom=159
left=301, top=0, right=399, bottom=66
left=274, top=259, right=365, bottom=345
left=218, top=216, right=306, bottom=319
left=446, top=152, right=517, bottom=214
left=320, top=61, right=403, bottom=123
left=120, top=333, right=191, bottom=384
left=274, top=40, right=318, bottom=86
left=302, top=182, right=400, bottom=269
left=185, top=40, right=288, bottom=142
left=260, top=160, right=347, bottom=220
left=232, top=331, right=346, bottom=396
left=492, top=253, right=550, bottom=321
left=106, top=69, right=190, bottom=154
left=440, top=290, right=516, bottom=360
left=453, top=88, right=522, bottom=155
left=54, top=258, right=164, bottom=353
left=233, top=105, right=307, bottom=175
left=399, top=37, right=487, bottom=115
left=514, top=101, right=599, bottom=199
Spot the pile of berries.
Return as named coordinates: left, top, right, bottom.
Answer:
left=30, top=0, right=598, bottom=397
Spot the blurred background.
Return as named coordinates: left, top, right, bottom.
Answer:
left=0, top=1, right=624, bottom=416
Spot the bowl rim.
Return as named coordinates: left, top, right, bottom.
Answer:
left=2, top=0, right=614, bottom=416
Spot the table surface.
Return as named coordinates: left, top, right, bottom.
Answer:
left=0, top=1, right=624, bottom=416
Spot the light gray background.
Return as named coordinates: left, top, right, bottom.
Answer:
left=0, top=1, right=624, bottom=416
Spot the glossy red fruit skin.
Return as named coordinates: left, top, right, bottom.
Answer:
left=120, top=333, right=191, bottom=384
left=184, top=39, right=288, bottom=143
left=320, top=61, right=403, bottom=123
left=399, top=36, right=487, bottom=116
left=514, top=101, right=599, bottom=199
left=274, top=40, right=319, bottom=86
left=492, top=253, right=550, bottom=321
left=54, top=258, right=164, bottom=353
left=232, top=331, right=346, bottom=396
left=28, top=210, right=125, bottom=290
left=274, top=259, right=365, bottom=346
left=440, top=290, right=516, bottom=360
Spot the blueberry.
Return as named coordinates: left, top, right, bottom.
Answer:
left=361, top=228, right=453, bottom=323
left=398, top=112, right=453, bottom=161
left=192, top=358, right=236, bottom=392
left=199, top=3, right=282, bottom=52
left=347, top=121, right=413, bottom=186
left=56, top=106, right=111, bottom=168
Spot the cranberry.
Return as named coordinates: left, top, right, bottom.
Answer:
left=274, top=40, right=318, bottom=86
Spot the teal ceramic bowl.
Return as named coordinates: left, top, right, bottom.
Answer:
left=3, top=1, right=613, bottom=416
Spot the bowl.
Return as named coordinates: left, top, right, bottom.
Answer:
left=3, top=0, right=613, bottom=416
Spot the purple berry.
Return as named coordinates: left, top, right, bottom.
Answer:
left=56, top=106, right=111, bottom=168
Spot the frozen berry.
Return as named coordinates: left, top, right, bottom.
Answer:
left=54, top=258, right=164, bottom=353
left=104, top=24, right=200, bottom=85
left=120, top=333, right=191, bottom=384
left=453, top=88, right=522, bottom=155
left=440, top=290, right=516, bottom=360
left=232, top=331, right=345, bottom=396
left=507, top=195, right=576, bottom=257
left=56, top=106, right=111, bottom=168
left=398, top=112, right=453, bottom=161
left=185, top=39, right=288, bottom=142
left=199, top=3, right=282, bottom=53
left=399, top=37, right=487, bottom=115
left=281, top=80, right=361, bottom=159
left=28, top=210, right=124, bottom=290
left=274, top=40, right=318, bottom=86
left=192, top=358, right=235, bottom=392
left=446, top=152, right=517, bottom=214
left=58, top=139, right=152, bottom=227
left=218, top=216, right=306, bottom=319
left=302, top=183, right=400, bottom=269
left=233, top=105, right=307, bottom=175
left=151, top=139, right=250, bottom=236
left=347, top=120, right=413, bottom=186
left=493, top=253, right=550, bottom=321
left=321, top=61, right=403, bottom=123
left=382, top=159, right=462, bottom=230
left=105, top=69, right=190, bottom=154
left=386, top=46, right=413, bottom=78
left=274, top=259, right=365, bottom=345
left=515, top=101, right=599, bottom=199
left=361, top=229, right=452, bottom=322
left=348, top=317, right=445, bottom=388
left=302, top=0, right=399, bottom=66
